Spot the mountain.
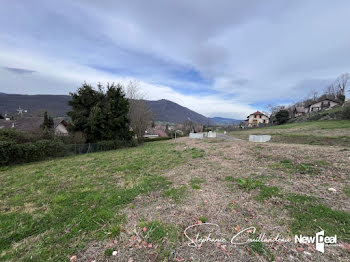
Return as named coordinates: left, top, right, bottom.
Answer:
left=0, top=93, right=212, bottom=124
left=0, top=93, right=71, bottom=117
left=209, top=116, right=242, bottom=126
left=146, top=99, right=212, bottom=124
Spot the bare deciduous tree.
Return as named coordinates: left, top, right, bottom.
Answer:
left=324, top=83, right=337, bottom=100
left=335, top=73, right=349, bottom=95
left=265, top=104, right=285, bottom=115
left=183, top=119, right=196, bottom=135
left=125, top=81, right=154, bottom=143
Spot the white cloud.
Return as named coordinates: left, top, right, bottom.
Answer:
left=0, top=46, right=255, bottom=118
left=1, top=0, right=350, bottom=118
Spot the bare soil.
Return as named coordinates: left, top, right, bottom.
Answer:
left=79, top=138, right=350, bottom=262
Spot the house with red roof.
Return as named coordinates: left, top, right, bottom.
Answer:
left=245, top=111, right=269, bottom=127
left=144, top=128, right=168, bottom=138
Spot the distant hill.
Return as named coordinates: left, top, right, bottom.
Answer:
left=209, top=116, right=242, bottom=126
left=0, top=93, right=212, bottom=124
left=0, top=93, right=71, bottom=117
left=146, top=99, right=212, bottom=125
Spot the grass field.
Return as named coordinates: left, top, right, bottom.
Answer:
left=1, top=136, right=350, bottom=261
left=0, top=142, right=186, bottom=261
left=229, top=120, right=350, bottom=147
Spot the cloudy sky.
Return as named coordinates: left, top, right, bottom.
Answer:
left=1, top=1, right=349, bottom=119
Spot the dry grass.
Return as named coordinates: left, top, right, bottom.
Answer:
left=228, top=120, right=350, bottom=139
left=78, top=138, right=350, bottom=261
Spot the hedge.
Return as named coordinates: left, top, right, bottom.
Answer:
left=0, top=129, right=34, bottom=144
left=0, top=139, right=138, bottom=166
left=144, top=137, right=172, bottom=142
left=0, top=139, right=66, bottom=166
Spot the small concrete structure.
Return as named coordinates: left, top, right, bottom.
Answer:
left=207, top=131, right=217, bottom=138
left=189, top=132, right=204, bottom=139
left=249, top=135, right=271, bottom=143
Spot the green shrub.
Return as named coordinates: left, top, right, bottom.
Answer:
left=342, top=105, right=350, bottom=120
left=275, top=110, right=290, bottom=125
left=0, top=137, right=137, bottom=166
left=0, top=141, right=15, bottom=165
left=96, top=140, right=126, bottom=151
left=144, top=137, right=172, bottom=142
left=0, top=129, right=33, bottom=143
left=0, top=140, right=65, bottom=166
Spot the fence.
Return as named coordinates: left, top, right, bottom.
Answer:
left=63, top=140, right=136, bottom=155
left=0, top=139, right=136, bottom=166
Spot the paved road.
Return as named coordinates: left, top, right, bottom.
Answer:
left=216, top=133, right=241, bottom=141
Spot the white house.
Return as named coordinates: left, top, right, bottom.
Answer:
left=54, top=119, right=69, bottom=135
left=306, top=99, right=340, bottom=113
left=245, top=111, right=269, bottom=127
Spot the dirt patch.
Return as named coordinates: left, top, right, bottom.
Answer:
left=78, top=138, right=350, bottom=261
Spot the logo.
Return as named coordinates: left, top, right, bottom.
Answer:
left=295, top=231, right=337, bottom=253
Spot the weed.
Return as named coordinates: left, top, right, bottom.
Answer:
left=256, top=186, right=279, bottom=201
left=236, top=178, right=279, bottom=201
left=198, top=216, right=207, bottom=223
left=109, top=225, right=121, bottom=237
left=316, top=160, right=330, bottom=166
left=187, top=148, right=205, bottom=158
left=343, top=187, right=350, bottom=197
left=105, top=248, right=114, bottom=256
left=163, top=186, right=187, bottom=202
left=249, top=241, right=274, bottom=261
left=269, top=159, right=319, bottom=175
left=297, top=163, right=316, bottom=174
left=268, top=159, right=293, bottom=171
left=236, top=178, right=263, bottom=190
left=285, top=193, right=350, bottom=239
left=190, top=177, right=205, bottom=189
left=139, top=220, right=178, bottom=244
left=224, top=176, right=235, bottom=182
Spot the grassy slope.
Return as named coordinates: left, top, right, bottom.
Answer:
left=229, top=120, right=350, bottom=146
left=265, top=119, right=350, bottom=130
left=0, top=141, right=185, bottom=261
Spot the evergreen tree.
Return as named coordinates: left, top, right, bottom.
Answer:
left=41, top=111, right=54, bottom=130
left=275, top=110, right=290, bottom=125
left=67, top=82, right=132, bottom=142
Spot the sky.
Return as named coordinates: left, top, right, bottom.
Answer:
left=1, top=1, right=350, bottom=119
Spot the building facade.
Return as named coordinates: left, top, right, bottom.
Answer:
left=245, top=111, right=269, bottom=127
left=306, top=99, right=340, bottom=113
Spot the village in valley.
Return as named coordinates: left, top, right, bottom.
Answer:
left=0, top=73, right=346, bottom=139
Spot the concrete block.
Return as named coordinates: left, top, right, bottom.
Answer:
left=249, top=135, right=271, bottom=142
